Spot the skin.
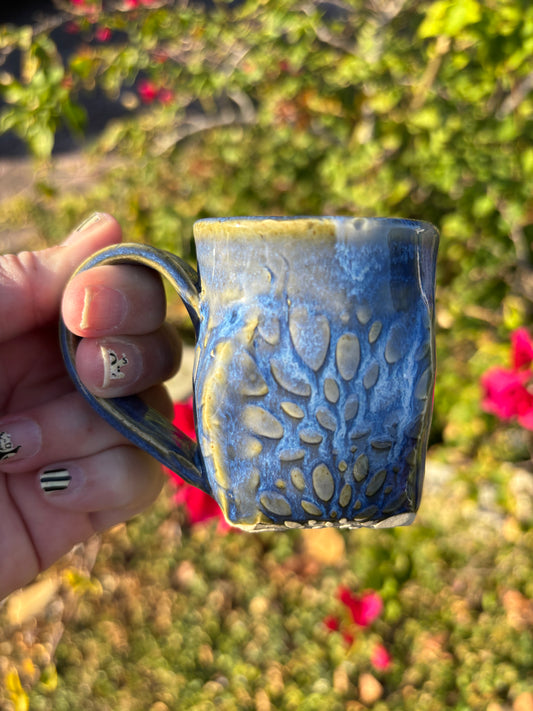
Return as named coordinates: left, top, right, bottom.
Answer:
left=0, top=214, right=183, bottom=599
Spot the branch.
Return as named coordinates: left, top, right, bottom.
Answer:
left=151, top=92, right=257, bottom=156
left=298, top=2, right=359, bottom=56
left=497, top=71, right=533, bottom=118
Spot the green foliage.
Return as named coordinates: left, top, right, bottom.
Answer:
left=0, top=27, right=86, bottom=158
left=0, top=5, right=532, bottom=705
left=0, top=480, right=529, bottom=710
left=1, top=0, right=532, bottom=455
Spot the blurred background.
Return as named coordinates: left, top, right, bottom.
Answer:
left=0, top=1, right=532, bottom=709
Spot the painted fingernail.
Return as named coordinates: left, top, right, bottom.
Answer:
left=101, top=345, right=128, bottom=387
left=40, top=468, right=72, bottom=493
left=0, top=418, right=42, bottom=463
left=100, top=343, right=141, bottom=388
left=80, top=285, right=128, bottom=332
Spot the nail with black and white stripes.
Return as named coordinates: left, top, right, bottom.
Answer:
left=40, top=468, right=72, bottom=493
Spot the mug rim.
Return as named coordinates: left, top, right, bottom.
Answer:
left=193, top=215, right=439, bottom=241
left=195, top=215, right=434, bottom=228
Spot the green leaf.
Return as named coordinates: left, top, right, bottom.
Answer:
left=27, top=125, right=55, bottom=159
left=418, top=0, right=482, bottom=39
left=61, top=98, right=87, bottom=136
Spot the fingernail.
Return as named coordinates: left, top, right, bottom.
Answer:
left=80, top=285, right=128, bottom=332
left=100, top=342, right=141, bottom=389
left=0, top=418, right=42, bottom=463
left=63, top=213, right=107, bottom=245
left=75, top=212, right=104, bottom=232
left=40, top=468, right=72, bottom=493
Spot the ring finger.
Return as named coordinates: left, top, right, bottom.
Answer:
left=0, top=385, right=173, bottom=475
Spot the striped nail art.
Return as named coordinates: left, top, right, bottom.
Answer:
left=40, top=468, right=72, bottom=493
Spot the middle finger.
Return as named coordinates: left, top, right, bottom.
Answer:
left=61, top=264, right=167, bottom=338
left=75, top=323, right=182, bottom=397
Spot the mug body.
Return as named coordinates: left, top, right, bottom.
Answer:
left=192, top=217, right=438, bottom=530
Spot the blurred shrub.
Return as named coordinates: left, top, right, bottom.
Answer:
left=1, top=0, right=532, bottom=456
left=7, top=481, right=529, bottom=711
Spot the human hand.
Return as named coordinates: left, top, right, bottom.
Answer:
left=0, top=214, right=181, bottom=599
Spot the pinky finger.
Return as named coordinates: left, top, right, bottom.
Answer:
left=39, top=446, right=165, bottom=530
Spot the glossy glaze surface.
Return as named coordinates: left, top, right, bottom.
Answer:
left=61, top=217, right=439, bottom=531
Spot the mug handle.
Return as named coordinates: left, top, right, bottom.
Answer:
left=59, top=242, right=212, bottom=495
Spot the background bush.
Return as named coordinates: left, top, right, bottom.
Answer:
left=2, top=0, right=533, bottom=455
left=0, top=1, right=532, bottom=709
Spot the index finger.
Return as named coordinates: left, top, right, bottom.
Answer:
left=0, top=213, right=122, bottom=343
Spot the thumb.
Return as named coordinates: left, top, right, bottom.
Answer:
left=0, top=213, right=122, bottom=343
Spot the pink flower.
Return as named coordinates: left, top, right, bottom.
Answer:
left=171, top=399, right=196, bottom=441
left=124, top=0, right=157, bottom=7
left=342, top=630, right=355, bottom=647
left=323, top=615, right=341, bottom=632
left=173, top=477, right=231, bottom=529
left=518, top=409, right=533, bottom=430
left=481, top=329, right=533, bottom=431
left=338, top=587, right=383, bottom=627
left=138, top=79, right=159, bottom=104
left=338, top=585, right=354, bottom=607
left=162, top=400, right=231, bottom=531
left=137, top=79, right=174, bottom=105
left=512, top=328, right=533, bottom=370
left=371, top=643, right=392, bottom=671
left=95, top=26, right=112, bottom=42
left=481, top=367, right=533, bottom=421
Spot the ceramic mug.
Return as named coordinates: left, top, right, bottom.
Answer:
left=60, top=216, right=439, bottom=531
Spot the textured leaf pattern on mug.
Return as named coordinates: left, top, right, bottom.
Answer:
left=195, top=220, right=436, bottom=530
left=223, top=303, right=430, bottom=528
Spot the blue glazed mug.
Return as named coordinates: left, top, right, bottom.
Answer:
left=60, top=216, right=439, bottom=531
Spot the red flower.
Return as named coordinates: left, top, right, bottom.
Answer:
left=124, top=0, right=158, bottom=7
left=172, top=399, right=196, bottom=441
left=371, top=643, right=392, bottom=671
left=512, top=328, right=533, bottom=370
left=481, top=367, right=533, bottom=421
left=481, top=329, right=533, bottom=432
left=137, top=79, right=174, bottom=105
left=338, top=587, right=383, bottom=627
left=162, top=399, right=231, bottom=531
left=342, top=630, right=355, bottom=647
left=95, top=26, right=112, bottom=42
left=173, top=476, right=231, bottom=529
left=324, top=615, right=341, bottom=632
left=518, top=408, right=533, bottom=430
left=138, top=79, right=159, bottom=104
